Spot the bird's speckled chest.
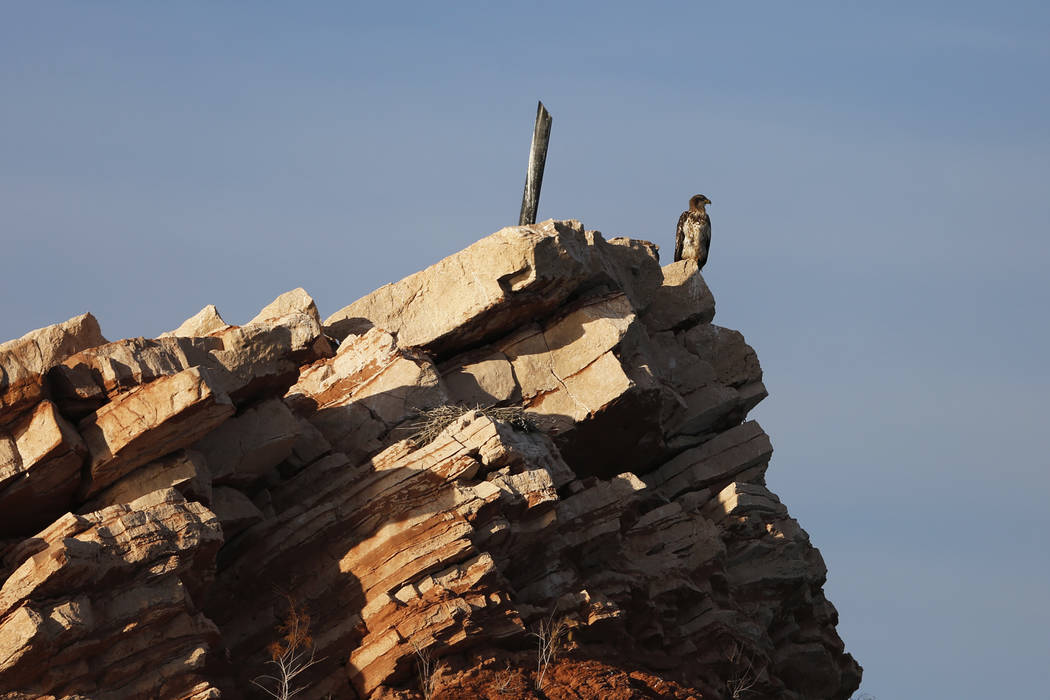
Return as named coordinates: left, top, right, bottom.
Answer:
left=680, top=215, right=709, bottom=259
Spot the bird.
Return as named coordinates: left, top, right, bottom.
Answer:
left=674, top=194, right=712, bottom=267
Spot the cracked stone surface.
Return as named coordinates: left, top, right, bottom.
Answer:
left=0, top=222, right=860, bottom=700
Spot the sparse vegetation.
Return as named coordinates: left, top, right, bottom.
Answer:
left=410, top=638, right=439, bottom=700
left=252, top=594, right=324, bottom=700
left=725, top=642, right=759, bottom=699
left=529, top=611, right=568, bottom=691
left=404, top=404, right=536, bottom=446
left=492, top=662, right=515, bottom=694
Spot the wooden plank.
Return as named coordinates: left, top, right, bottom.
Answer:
left=518, top=101, right=553, bottom=226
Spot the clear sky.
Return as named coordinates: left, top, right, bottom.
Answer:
left=3, top=3, right=1049, bottom=698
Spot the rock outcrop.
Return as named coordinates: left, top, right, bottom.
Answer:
left=0, top=220, right=861, bottom=700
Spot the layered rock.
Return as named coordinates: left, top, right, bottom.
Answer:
left=0, top=489, right=223, bottom=699
left=0, top=221, right=860, bottom=700
left=0, top=313, right=107, bottom=425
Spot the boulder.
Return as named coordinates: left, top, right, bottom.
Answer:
left=324, top=220, right=662, bottom=358
left=248, top=287, right=322, bottom=326
left=286, top=326, right=445, bottom=463
left=0, top=489, right=223, bottom=699
left=83, top=449, right=213, bottom=512
left=78, top=367, right=235, bottom=498
left=160, top=304, right=231, bottom=338
left=0, top=313, right=106, bottom=425
left=51, top=291, right=333, bottom=418
left=642, top=259, right=716, bottom=332
left=192, top=398, right=300, bottom=487
left=0, top=401, right=87, bottom=536
left=209, top=487, right=264, bottom=540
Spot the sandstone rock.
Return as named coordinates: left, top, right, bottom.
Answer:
left=647, top=420, right=773, bottom=503
left=286, top=326, right=445, bottom=463
left=191, top=398, right=299, bottom=487
left=192, top=307, right=334, bottom=404
left=208, top=414, right=558, bottom=696
left=603, top=236, right=666, bottom=310
left=324, top=220, right=661, bottom=358
left=248, top=287, right=321, bottom=326
left=498, top=294, right=637, bottom=440
left=78, top=367, right=235, bottom=498
left=555, top=472, right=647, bottom=548
left=703, top=481, right=787, bottom=522
left=440, top=349, right=520, bottom=406
left=642, top=259, right=716, bottom=332
left=49, top=336, right=222, bottom=417
left=0, top=219, right=860, bottom=700
left=0, top=313, right=106, bottom=425
left=83, top=449, right=212, bottom=512
left=681, top=324, right=763, bottom=391
left=52, top=300, right=332, bottom=417
left=209, top=487, right=263, bottom=540
left=504, top=294, right=634, bottom=400
left=0, top=489, right=222, bottom=699
left=283, top=415, right=332, bottom=473
left=0, top=401, right=87, bottom=536
left=160, top=304, right=231, bottom=338
left=632, top=325, right=767, bottom=449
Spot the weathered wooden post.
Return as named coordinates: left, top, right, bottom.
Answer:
left=518, top=101, right=553, bottom=226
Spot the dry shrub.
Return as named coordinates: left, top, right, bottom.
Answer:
left=403, top=404, right=536, bottom=446
left=252, top=594, right=323, bottom=700
left=530, top=612, right=569, bottom=691
left=410, top=638, right=439, bottom=700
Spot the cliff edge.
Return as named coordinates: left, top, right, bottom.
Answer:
left=0, top=220, right=861, bottom=699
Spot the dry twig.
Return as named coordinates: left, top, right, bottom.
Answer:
left=402, top=404, right=535, bottom=446
left=529, top=611, right=568, bottom=691
left=725, top=642, right=760, bottom=699
left=252, top=594, right=324, bottom=700
left=410, top=639, right=439, bottom=700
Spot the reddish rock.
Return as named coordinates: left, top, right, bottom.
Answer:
left=285, top=326, right=445, bottom=464
left=0, top=313, right=106, bottom=425
left=0, top=489, right=223, bottom=699
left=78, top=367, right=235, bottom=498
left=50, top=290, right=332, bottom=420
left=0, top=401, right=87, bottom=536
left=422, top=657, right=703, bottom=699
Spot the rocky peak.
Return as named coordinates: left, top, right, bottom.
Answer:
left=0, top=220, right=861, bottom=699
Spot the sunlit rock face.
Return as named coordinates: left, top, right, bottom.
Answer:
left=0, top=220, right=860, bottom=700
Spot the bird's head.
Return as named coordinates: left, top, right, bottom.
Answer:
left=690, top=194, right=712, bottom=211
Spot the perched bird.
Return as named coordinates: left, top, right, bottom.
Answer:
left=674, top=194, right=712, bottom=267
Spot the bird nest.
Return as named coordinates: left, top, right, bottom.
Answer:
left=403, top=404, right=536, bottom=446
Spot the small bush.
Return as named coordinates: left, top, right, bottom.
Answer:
left=403, top=404, right=536, bottom=446
left=530, top=612, right=568, bottom=691
left=252, top=594, right=323, bottom=700
left=411, top=638, right=439, bottom=700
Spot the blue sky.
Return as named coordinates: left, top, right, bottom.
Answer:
left=3, top=3, right=1049, bottom=697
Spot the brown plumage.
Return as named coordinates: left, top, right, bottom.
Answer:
left=674, top=194, right=712, bottom=267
